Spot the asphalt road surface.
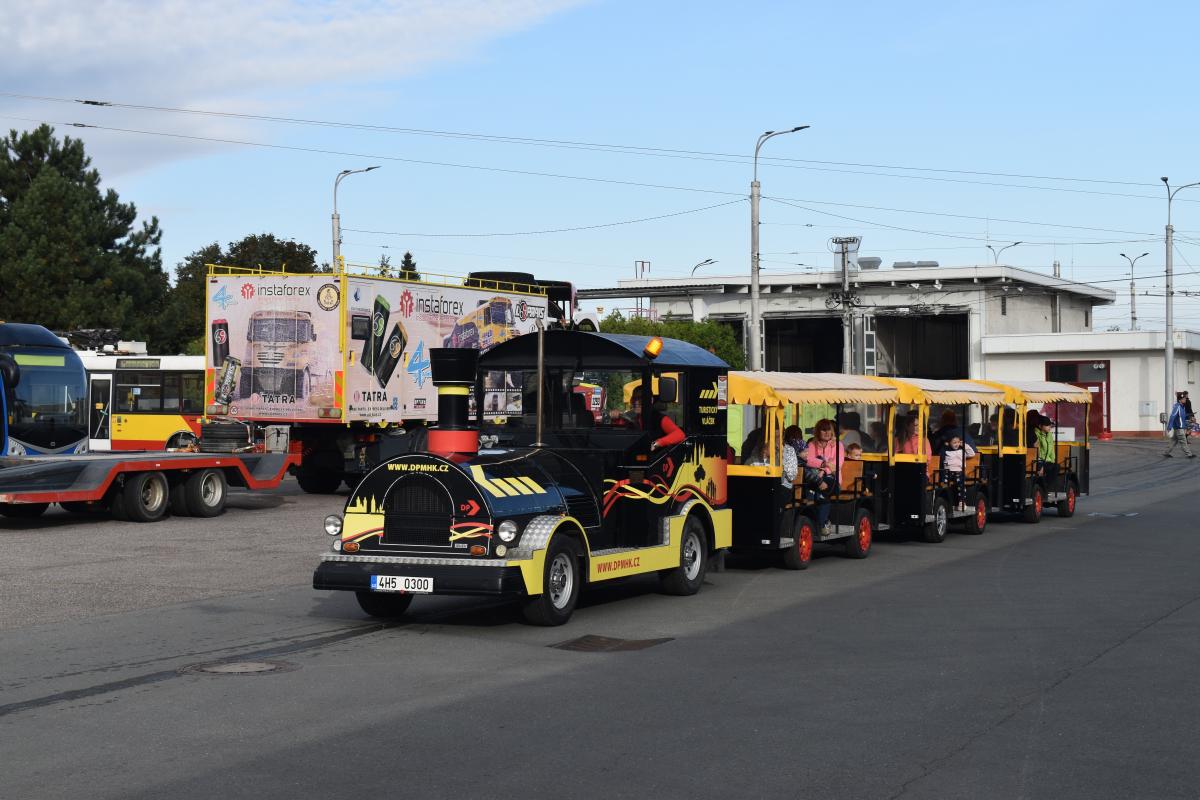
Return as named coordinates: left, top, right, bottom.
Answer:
left=2, top=440, right=1199, bottom=799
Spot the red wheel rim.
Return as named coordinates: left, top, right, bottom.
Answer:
left=976, top=499, right=987, bottom=530
left=799, top=525, right=813, bottom=563
left=1034, top=491, right=1043, bottom=515
left=857, top=517, right=872, bottom=551
left=1067, top=488, right=1076, bottom=513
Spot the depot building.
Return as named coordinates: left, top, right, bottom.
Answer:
left=580, top=261, right=1115, bottom=379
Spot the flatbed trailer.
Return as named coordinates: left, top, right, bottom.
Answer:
left=0, top=450, right=297, bottom=521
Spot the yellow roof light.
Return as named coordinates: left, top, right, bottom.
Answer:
left=643, top=336, right=664, bottom=360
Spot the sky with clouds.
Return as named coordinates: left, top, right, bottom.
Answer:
left=3, top=0, right=1200, bottom=329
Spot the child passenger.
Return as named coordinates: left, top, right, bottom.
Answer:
left=845, top=442, right=863, bottom=460
left=941, top=433, right=976, bottom=511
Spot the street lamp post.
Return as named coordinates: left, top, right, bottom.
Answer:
left=986, top=241, right=1023, bottom=264
left=1119, top=251, right=1150, bottom=330
left=1160, top=177, right=1200, bottom=419
left=332, top=166, right=380, bottom=271
left=691, top=258, right=717, bottom=276
left=750, top=125, right=809, bottom=371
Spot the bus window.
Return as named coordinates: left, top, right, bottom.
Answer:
left=181, top=373, right=203, bottom=414
left=116, top=371, right=163, bottom=412
left=162, top=373, right=182, bottom=411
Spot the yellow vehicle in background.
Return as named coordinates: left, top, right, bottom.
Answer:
left=443, top=297, right=520, bottom=351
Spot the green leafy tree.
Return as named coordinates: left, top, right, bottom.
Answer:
left=599, top=311, right=745, bottom=369
left=399, top=250, right=421, bottom=281
left=377, top=253, right=392, bottom=277
left=0, top=124, right=168, bottom=344
left=223, top=233, right=321, bottom=274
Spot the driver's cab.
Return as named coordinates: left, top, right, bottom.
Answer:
left=476, top=330, right=729, bottom=552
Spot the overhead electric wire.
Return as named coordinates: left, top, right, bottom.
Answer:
left=343, top=198, right=744, bottom=238
left=0, top=90, right=1188, bottom=202
left=2, top=112, right=1159, bottom=245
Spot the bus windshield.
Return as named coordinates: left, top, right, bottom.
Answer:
left=5, top=349, right=88, bottom=452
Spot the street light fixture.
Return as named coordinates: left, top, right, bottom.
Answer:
left=750, top=125, right=810, bottom=371
left=986, top=241, right=1023, bottom=265
left=332, top=166, right=380, bottom=271
left=1119, top=251, right=1150, bottom=330
left=1160, top=177, right=1200, bottom=419
left=691, top=258, right=717, bottom=276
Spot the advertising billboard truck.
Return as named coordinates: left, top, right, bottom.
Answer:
left=204, top=265, right=554, bottom=494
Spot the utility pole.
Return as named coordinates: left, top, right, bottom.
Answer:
left=1120, top=252, right=1149, bottom=331
left=749, top=125, right=809, bottom=370
left=831, top=236, right=860, bottom=374
left=1052, top=260, right=1061, bottom=333
left=634, top=260, right=650, bottom=318
left=332, top=166, right=380, bottom=271
left=1161, top=178, right=1200, bottom=419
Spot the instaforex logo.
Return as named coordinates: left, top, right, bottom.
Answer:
left=415, top=295, right=464, bottom=316
left=241, top=283, right=255, bottom=300
left=399, top=290, right=414, bottom=318
left=256, top=285, right=312, bottom=297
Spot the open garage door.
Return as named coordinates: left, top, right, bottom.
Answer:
left=875, top=314, right=968, bottom=378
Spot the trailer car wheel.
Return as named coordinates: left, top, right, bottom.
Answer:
left=0, top=502, right=49, bottom=518
left=781, top=516, right=814, bottom=570
left=1056, top=481, right=1078, bottom=518
left=522, top=536, right=582, bottom=626
left=660, top=515, right=707, bottom=596
left=963, top=493, right=988, bottom=535
left=922, top=497, right=950, bottom=543
left=355, top=590, right=414, bottom=619
left=1023, top=486, right=1044, bottom=524
left=185, top=469, right=227, bottom=517
left=123, top=471, right=170, bottom=522
left=845, top=509, right=873, bottom=558
left=109, top=489, right=128, bottom=521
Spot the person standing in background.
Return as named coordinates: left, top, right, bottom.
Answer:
left=1165, top=392, right=1195, bottom=458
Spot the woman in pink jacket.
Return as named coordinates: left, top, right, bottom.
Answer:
left=806, top=419, right=844, bottom=492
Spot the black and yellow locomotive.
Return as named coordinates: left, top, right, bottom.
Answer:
left=313, top=330, right=732, bottom=626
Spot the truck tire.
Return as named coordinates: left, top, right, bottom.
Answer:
left=185, top=469, right=227, bottom=517
left=0, top=502, right=49, bottom=518
left=781, top=515, right=814, bottom=570
left=521, top=536, right=582, bottom=626
left=297, top=468, right=343, bottom=494
left=123, top=471, right=170, bottom=522
left=355, top=590, right=414, bottom=619
left=922, top=496, right=950, bottom=543
left=659, top=516, right=707, bottom=596
left=200, top=422, right=250, bottom=453
left=169, top=483, right=191, bottom=516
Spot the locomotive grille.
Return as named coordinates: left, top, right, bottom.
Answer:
left=381, top=475, right=454, bottom=547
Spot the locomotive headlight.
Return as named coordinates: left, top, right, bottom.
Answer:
left=497, top=520, right=519, bottom=543
left=324, top=515, right=343, bottom=536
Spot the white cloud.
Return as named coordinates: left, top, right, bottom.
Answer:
left=0, top=0, right=586, bottom=172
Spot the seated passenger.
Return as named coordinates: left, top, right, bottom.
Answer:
left=608, top=393, right=641, bottom=428
left=931, top=410, right=960, bottom=452
left=806, top=419, right=844, bottom=493
left=745, top=438, right=772, bottom=467
left=845, top=442, right=863, bottom=460
left=741, top=427, right=765, bottom=464
left=896, top=414, right=932, bottom=457
left=837, top=412, right=866, bottom=449
left=648, top=395, right=685, bottom=451
left=868, top=421, right=888, bottom=452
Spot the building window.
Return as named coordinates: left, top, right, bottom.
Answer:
left=1084, top=309, right=1090, bottom=328
left=1189, top=360, right=1196, bottom=385
left=1000, top=296, right=1007, bottom=316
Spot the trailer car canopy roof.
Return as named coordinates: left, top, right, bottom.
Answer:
left=479, top=330, right=729, bottom=370
left=972, top=380, right=1092, bottom=405
left=728, top=371, right=901, bottom=406
left=873, top=377, right=1008, bottom=406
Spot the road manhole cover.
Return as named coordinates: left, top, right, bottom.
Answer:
left=182, top=660, right=295, bottom=675
left=550, top=635, right=672, bottom=652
